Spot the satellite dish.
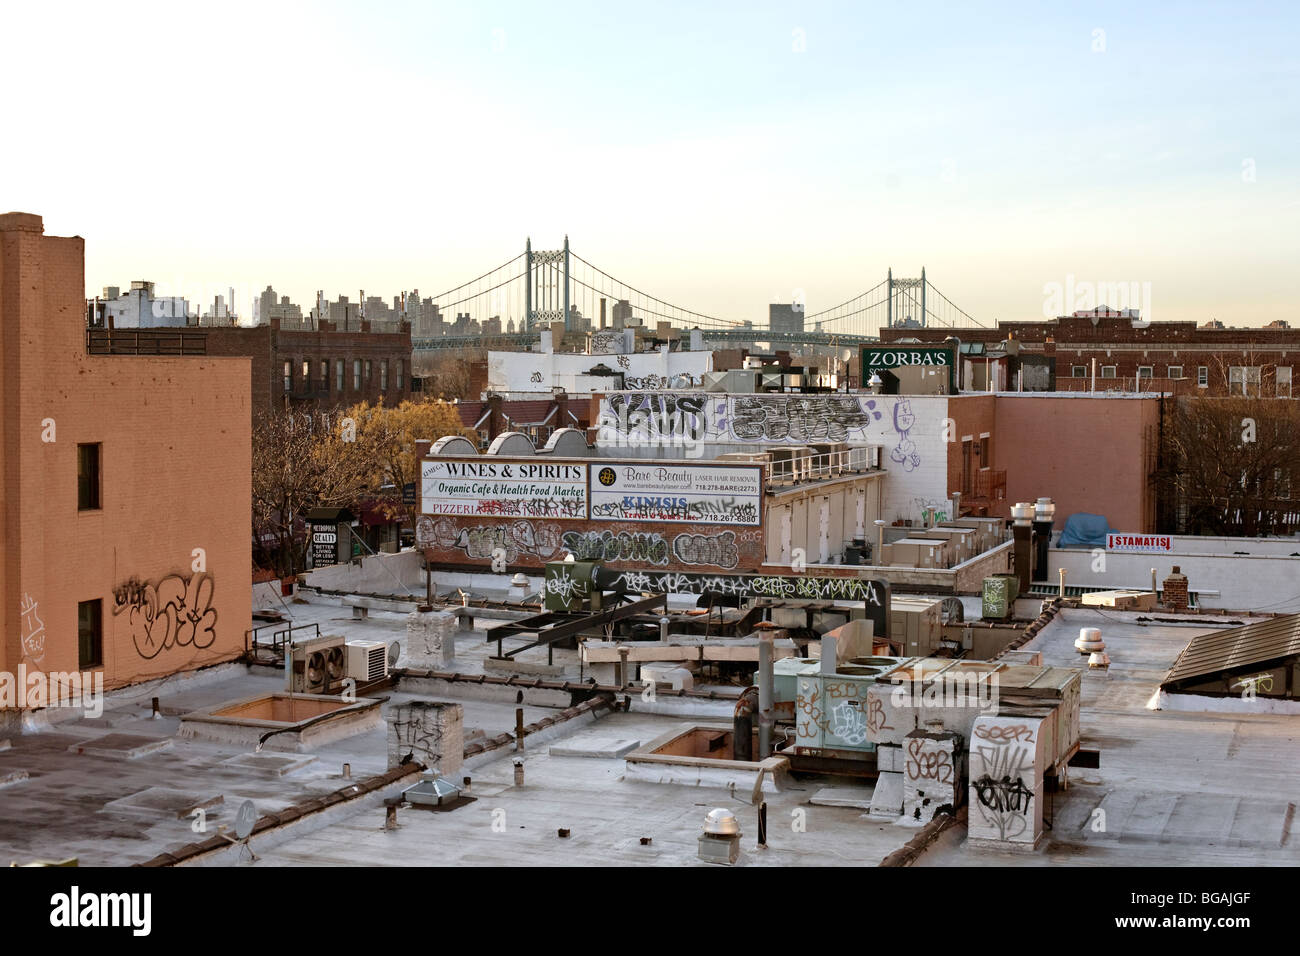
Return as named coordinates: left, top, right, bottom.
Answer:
left=234, top=800, right=258, bottom=841
left=388, top=641, right=401, bottom=666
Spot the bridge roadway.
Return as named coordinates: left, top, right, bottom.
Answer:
left=413, top=328, right=882, bottom=351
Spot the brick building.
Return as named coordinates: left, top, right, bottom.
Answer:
left=2, top=213, right=252, bottom=720
left=880, top=309, right=1298, bottom=397
left=88, top=316, right=413, bottom=417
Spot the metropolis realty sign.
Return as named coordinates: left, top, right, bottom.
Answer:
left=860, top=345, right=956, bottom=391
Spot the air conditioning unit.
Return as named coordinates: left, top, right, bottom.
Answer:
left=346, top=640, right=390, bottom=683
left=291, top=634, right=346, bottom=694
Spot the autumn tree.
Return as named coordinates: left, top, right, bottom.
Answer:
left=346, top=398, right=477, bottom=530
left=1156, top=396, right=1300, bottom=536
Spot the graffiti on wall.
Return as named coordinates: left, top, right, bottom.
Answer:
left=562, top=529, right=670, bottom=566
left=429, top=518, right=564, bottom=563
left=595, top=569, right=887, bottom=604
left=889, top=399, right=921, bottom=472
left=671, top=531, right=740, bottom=569
left=726, top=395, right=883, bottom=443
left=591, top=497, right=759, bottom=525
left=597, top=393, right=898, bottom=446
left=600, top=393, right=709, bottom=442
left=19, top=593, right=46, bottom=663
left=112, top=572, right=218, bottom=660
left=623, top=373, right=704, bottom=390
left=969, top=720, right=1039, bottom=842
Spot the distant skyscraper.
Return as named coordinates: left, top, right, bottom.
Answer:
left=769, top=303, right=804, bottom=334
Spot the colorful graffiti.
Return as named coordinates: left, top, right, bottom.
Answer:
left=671, top=531, right=740, bottom=570
left=561, top=529, right=670, bottom=566
left=112, top=572, right=218, bottom=660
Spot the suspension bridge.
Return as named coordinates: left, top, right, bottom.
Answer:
left=408, top=239, right=986, bottom=352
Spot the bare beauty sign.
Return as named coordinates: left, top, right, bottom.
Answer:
left=589, top=462, right=762, bottom=526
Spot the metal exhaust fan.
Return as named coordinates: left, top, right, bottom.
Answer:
left=325, top=645, right=346, bottom=684
left=306, top=651, right=327, bottom=688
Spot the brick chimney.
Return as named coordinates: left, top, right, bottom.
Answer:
left=1162, top=566, right=1189, bottom=612
left=487, top=392, right=505, bottom=440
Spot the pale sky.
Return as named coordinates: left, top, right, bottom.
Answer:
left=4, top=0, right=1297, bottom=327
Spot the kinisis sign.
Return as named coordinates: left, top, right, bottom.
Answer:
left=860, top=345, right=956, bottom=393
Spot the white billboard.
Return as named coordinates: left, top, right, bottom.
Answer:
left=588, top=463, right=761, bottom=526
left=421, top=459, right=588, bottom=520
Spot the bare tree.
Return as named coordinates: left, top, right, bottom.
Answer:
left=1158, top=396, right=1300, bottom=536
left=252, top=408, right=376, bottom=575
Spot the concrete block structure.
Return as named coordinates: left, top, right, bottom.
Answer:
left=902, top=727, right=964, bottom=823
left=386, top=700, right=464, bottom=776
left=405, top=608, right=457, bottom=668
left=0, top=213, right=252, bottom=719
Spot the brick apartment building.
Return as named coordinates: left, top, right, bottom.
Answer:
left=2, top=213, right=252, bottom=722
left=880, top=308, right=1298, bottom=397
left=88, top=315, right=413, bottom=417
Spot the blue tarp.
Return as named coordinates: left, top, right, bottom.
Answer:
left=1058, top=512, right=1115, bottom=548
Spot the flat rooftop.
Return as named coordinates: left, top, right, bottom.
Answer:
left=0, top=594, right=1295, bottom=867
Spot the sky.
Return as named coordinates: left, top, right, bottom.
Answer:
left=4, top=0, right=1298, bottom=327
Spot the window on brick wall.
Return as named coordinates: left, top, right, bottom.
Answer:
left=396, top=360, right=404, bottom=390
left=319, top=360, right=328, bottom=390
left=78, top=443, right=101, bottom=510
left=1198, top=366, right=1208, bottom=387
left=302, top=359, right=310, bottom=385
left=1101, top=366, right=1117, bottom=378
left=1137, top=366, right=1153, bottom=381
left=364, top=359, right=371, bottom=383
left=1276, top=366, right=1291, bottom=398
left=1168, top=366, right=1183, bottom=379
left=335, top=359, right=344, bottom=392
left=1230, top=366, right=1261, bottom=397
left=380, top=359, right=389, bottom=391
left=1072, top=366, right=1086, bottom=377
left=353, top=359, right=361, bottom=391
left=283, top=360, right=292, bottom=392
left=78, top=599, right=103, bottom=669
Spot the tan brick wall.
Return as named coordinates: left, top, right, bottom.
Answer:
left=1, top=214, right=251, bottom=692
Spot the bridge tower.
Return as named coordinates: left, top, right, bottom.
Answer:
left=886, top=268, right=928, bottom=329
left=524, top=237, right=571, bottom=331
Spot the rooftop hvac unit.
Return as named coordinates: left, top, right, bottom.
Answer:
left=346, top=640, right=390, bottom=683
left=291, top=634, right=346, bottom=694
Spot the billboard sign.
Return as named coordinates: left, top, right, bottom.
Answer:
left=420, top=459, right=588, bottom=520
left=588, top=462, right=762, bottom=526
left=860, top=345, right=956, bottom=391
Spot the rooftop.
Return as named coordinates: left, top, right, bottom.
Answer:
left=2, top=591, right=1295, bottom=867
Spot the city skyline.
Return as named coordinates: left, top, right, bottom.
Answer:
left=5, top=1, right=1298, bottom=326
